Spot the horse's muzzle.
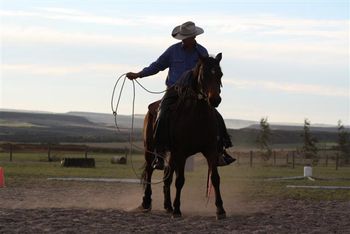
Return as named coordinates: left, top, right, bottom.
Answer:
left=209, top=96, right=222, bottom=107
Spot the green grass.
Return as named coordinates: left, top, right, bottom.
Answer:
left=1, top=152, right=350, bottom=201
left=219, top=166, right=350, bottom=201
left=0, top=152, right=147, bottom=185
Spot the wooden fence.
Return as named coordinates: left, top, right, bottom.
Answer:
left=229, top=149, right=346, bottom=170
left=0, top=143, right=131, bottom=162
left=0, top=143, right=348, bottom=170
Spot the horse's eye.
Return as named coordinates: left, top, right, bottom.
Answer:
left=211, top=68, right=216, bottom=74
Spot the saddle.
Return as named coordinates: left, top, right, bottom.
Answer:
left=148, top=100, right=161, bottom=118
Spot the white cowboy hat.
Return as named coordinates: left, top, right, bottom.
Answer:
left=171, top=21, right=204, bottom=40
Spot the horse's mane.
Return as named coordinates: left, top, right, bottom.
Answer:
left=173, top=57, right=206, bottom=100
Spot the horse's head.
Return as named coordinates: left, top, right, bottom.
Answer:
left=196, top=53, right=223, bottom=107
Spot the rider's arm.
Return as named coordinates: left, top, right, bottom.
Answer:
left=126, top=47, right=171, bottom=80
left=139, top=47, right=171, bottom=78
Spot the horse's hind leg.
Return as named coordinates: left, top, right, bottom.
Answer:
left=163, top=157, right=174, bottom=213
left=140, top=110, right=156, bottom=212
left=172, top=158, right=185, bottom=218
left=140, top=157, right=154, bottom=212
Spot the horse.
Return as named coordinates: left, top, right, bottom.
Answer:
left=140, top=53, right=226, bottom=219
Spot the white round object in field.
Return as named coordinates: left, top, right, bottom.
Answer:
left=304, top=166, right=312, bottom=177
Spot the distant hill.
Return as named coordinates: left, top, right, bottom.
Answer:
left=0, top=111, right=140, bottom=143
left=67, top=111, right=260, bottom=129
left=0, top=110, right=344, bottom=146
left=67, top=111, right=344, bottom=132
left=67, top=111, right=145, bottom=129
left=0, top=111, right=93, bottom=127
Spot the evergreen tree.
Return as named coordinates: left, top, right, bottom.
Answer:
left=257, top=117, right=272, bottom=160
left=302, top=118, right=318, bottom=165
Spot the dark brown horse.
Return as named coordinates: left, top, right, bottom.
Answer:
left=140, top=53, right=226, bottom=219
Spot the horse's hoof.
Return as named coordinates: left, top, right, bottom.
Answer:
left=216, top=212, right=226, bottom=220
left=172, top=212, right=182, bottom=218
left=138, top=205, right=152, bottom=213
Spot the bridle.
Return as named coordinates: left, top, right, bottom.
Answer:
left=174, top=55, right=223, bottom=107
left=196, top=57, right=223, bottom=107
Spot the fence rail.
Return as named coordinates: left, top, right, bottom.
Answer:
left=226, top=149, right=347, bottom=169
left=0, top=143, right=131, bottom=162
left=0, top=143, right=348, bottom=169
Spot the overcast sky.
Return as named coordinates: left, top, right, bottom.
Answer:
left=1, top=0, right=349, bottom=125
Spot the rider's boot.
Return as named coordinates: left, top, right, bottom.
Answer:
left=215, top=109, right=236, bottom=166
left=152, top=109, right=168, bottom=170
left=217, top=149, right=236, bottom=166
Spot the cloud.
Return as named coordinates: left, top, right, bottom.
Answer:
left=1, top=23, right=346, bottom=66
left=1, top=7, right=348, bottom=39
left=203, top=15, right=348, bottom=40
left=1, top=6, right=347, bottom=66
left=1, top=63, right=139, bottom=76
left=0, top=25, right=170, bottom=47
left=223, top=78, right=349, bottom=98
left=2, top=62, right=348, bottom=98
left=0, top=9, right=137, bottom=26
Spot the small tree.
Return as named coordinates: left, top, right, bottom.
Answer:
left=257, top=117, right=272, bottom=160
left=302, top=118, right=318, bottom=165
left=337, top=120, right=350, bottom=164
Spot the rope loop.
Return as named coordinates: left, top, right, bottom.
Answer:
left=111, top=74, right=170, bottom=185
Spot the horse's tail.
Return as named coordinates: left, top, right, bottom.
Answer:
left=206, top=167, right=212, bottom=198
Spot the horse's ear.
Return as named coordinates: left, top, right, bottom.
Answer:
left=215, top=53, right=222, bottom=62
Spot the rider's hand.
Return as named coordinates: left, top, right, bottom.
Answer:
left=126, top=72, right=140, bottom=80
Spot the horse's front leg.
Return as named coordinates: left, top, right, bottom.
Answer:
left=173, top=157, right=185, bottom=218
left=163, top=157, right=174, bottom=213
left=206, top=151, right=226, bottom=219
left=211, top=165, right=226, bottom=219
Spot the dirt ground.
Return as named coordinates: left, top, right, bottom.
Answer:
left=0, top=180, right=349, bottom=233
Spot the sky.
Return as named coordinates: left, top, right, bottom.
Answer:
left=0, top=0, right=349, bottom=125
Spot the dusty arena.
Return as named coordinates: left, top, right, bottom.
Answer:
left=1, top=179, right=349, bottom=233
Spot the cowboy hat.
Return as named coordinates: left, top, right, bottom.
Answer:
left=171, top=21, right=204, bottom=40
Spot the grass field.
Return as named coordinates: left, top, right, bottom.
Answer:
left=1, top=152, right=350, bottom=201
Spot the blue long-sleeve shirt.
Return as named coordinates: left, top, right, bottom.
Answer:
left=139, top=42, right=208, bottom=87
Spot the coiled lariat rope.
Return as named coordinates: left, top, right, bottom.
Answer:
left=111, top=73, right=170, bottom=185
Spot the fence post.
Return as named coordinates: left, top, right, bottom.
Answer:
left=336, top=153, right=339, bottom=170
left=273, top=151, right=276, bottom=166
left=124, top=147, right=128, bottom=162
left=9, top=144, right=13, bottom=162
left=48, top=144, right=52, bottom=162
left=85, top=146, right=88, bottom=159
left=250, top=151, right=253, bottom=168
left=325, top=154, right=328, bottom=167
left=292, top=151, right=295, bottom=169
left=286, top=153, right=289, bottom=165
